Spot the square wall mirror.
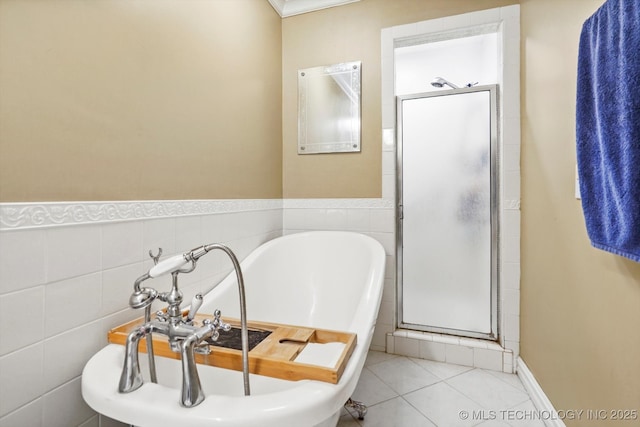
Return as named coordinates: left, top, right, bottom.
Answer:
left=298, top=61, right=361, bottom=154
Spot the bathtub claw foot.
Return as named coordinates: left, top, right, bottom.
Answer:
left=345, top=398, right=368, bottom=420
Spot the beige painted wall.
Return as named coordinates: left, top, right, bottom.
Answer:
left=281, top=0, right=517, bottom=198
left=0, top=0, right=282, bottom=202
left=520, top=0, right=640, bottom=424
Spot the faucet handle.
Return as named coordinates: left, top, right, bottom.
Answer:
left=202, top=318, right=220, bottom=342
left=186, top=294, right=203, bottom=322
left=212, top=309, right=232, bottom=332
left=202, top=309, right=231, bottom=342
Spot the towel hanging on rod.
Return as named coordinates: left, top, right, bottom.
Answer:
left=576, top=0, right=640, bottom=262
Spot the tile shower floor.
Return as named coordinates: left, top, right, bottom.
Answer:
left=339, top=351, right=544, bottom=427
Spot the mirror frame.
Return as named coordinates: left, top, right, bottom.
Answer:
left=297, top=61, right=361, bottom=154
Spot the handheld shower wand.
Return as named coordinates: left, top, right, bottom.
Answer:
left=147, top=244, right=220, bottom=279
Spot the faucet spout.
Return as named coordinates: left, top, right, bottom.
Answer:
left=119, top=323, right=151, bottom=393
left=179, top=320, right=222, bottom=407
left=181, top=334, right=206, bottom=407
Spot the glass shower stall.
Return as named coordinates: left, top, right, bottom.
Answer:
left=396, top=85, right=499, bottom=339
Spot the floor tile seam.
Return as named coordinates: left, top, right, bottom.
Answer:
left=341, top=407, right=364, bottom=426
left=361, top=365, right=400, bottom=396
left=505, top=396, right=536, bottom=411
left=484, top=369, right=528, bottom=393
left=442, top=376, right=499, bottom=411
left=404, top=356, right=470, bottom=384
left=358, top=393, right=437, bottom=425
left=406, top=356, right=445, bottom=378
left=443, top=370, right=531, bottom=409
left=430, top=365, right=480, bottom=382
left=399, top=394, right=439, bottom=427
left=467, top=385, right=532, bottom=411
left=398, top=379, right=449, bottom=398
left=365, top=394, right=407, bottom=409
left=444, top=379, right=533, bottom=417
left=368, top=363, right=448, bottom=397
left=479, top=368, right=526, bottom=391
left=363, top=352, right=399, bottom=368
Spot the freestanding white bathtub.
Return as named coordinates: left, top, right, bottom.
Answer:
left=82, top=231, right=386, bottom=427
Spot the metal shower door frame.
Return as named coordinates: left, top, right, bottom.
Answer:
left=395, top=84, right=500, bottom=341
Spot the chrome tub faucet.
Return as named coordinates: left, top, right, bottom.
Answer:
left=119, top=244, right=250, bottom=407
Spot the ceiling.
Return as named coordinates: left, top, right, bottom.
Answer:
left=267, top=0, right=360, bottom=17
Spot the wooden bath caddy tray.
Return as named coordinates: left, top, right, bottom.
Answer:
left=108, top=314, right=357, bottom=384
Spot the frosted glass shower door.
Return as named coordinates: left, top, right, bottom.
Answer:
left=398, top=87, right=497, bottom=338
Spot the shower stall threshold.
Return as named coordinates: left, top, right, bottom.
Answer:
left=386, top=329, right=515, bottom=374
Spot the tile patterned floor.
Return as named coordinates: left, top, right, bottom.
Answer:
left=339, top=351, right=545, bottom=427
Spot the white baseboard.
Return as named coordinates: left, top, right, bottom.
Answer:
left=517, top=357, right=566, bottom=427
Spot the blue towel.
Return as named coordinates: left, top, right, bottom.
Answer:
left=576, top=0, right=640, bottom=262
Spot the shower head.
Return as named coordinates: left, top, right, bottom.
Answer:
left=430, top=77, right=459, bottom=89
